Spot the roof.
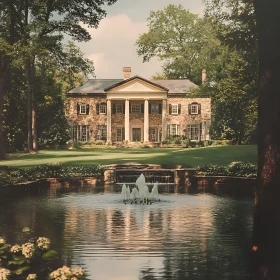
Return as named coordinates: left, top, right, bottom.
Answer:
left=67, top=77, right=197, bottom=94
left=104, top=75, right=169, bottom=91
left=151, top=79, right=197, bottom=93
left=68, top=79, right=122, bottom=94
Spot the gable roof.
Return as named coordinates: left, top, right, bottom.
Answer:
left=104, top=75, right=169, bottom=92
left=67, top=77, right=197, bottom=94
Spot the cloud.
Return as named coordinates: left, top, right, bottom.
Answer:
left=77, top=14, right=162, bottom=79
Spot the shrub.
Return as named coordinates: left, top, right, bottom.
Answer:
left=0, top=164, right=104, bottom=186
left=197, top=161, right=257, bottom=178
left=0, top=233, right=85, bottom=280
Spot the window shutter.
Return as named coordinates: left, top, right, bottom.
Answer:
left=188, top=104, right=191, bottom=115
left=169, top=104, right=172, bottom=114
left=198, top=103, right=201, bottom=114
left=112, top=103, right=116, bottom=114
left=77, top=103, right=80, bottom=115
left=130, top=104, right=132, bottom=113
left=96, top=103, right=99, bottom=115
left=122, top=127, right=125, bottom=141
left=86, top=104, right=89, bottom=115
left=178, top=104, right=181, bottom=115
left=159, top=103, right=162, bottom=114
left=141, top=103, right=144, bottom=113
left=200, top=122, right=203, bottom=140
left=148, top=103, right=151, bottom=114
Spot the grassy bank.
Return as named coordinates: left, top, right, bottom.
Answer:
left=0, top=145, right=257, bottom=168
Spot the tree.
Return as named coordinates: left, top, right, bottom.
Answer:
left=136, top=4, right=224, bottom=85
left=1, top=0, right=116, bottom=152
left=248, top=0, right=280, bottom=278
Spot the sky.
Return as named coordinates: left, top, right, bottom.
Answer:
left=76, top=0, right=205, bottom=79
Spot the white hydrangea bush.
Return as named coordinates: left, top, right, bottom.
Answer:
left=0, top=237, right=6, bottom=245
left=10, top=244, right=22, bottom=254
left=21, top=242, right=35, bottom=259
left=26, top=274, right=37, bottom=280
left=49, top=266, right=85, bottom=280
left=0, top=268, right=11, bottom=280
left=36, top=237, right=51, bottom=250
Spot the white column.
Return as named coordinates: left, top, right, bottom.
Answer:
left=144, top=99, right=149, bottom=142
left=162, top=99, right=167, bottom=141
left=106, top=99, right=112, bottom=144
left=125, top=99, right=130, bottom=141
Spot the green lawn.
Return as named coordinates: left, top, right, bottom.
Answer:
left=0, top=145, right=257, bottom=168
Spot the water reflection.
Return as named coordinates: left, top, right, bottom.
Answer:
left=0, top=186, right=253, bottom=279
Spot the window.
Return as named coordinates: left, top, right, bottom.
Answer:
left=72, top=125, right=89, bottom=142
left=188, top=103, right=201, bottom=115
left=116, top=104, right=123, bottom=114
left=149, top=127, right=158, bottom=142
left=168, top=124, right=180, bottom=136
left=151, top=104, right=159, bottom=114
left=187, top=124, right=200, bottom=140
left=97, top=125, right=107, bottom=140
left=191, top=104, right=198, bottom=114
left=171, top=104, right=178, bottom=114
left=131, top=104, right=141, bottom=113
left=99, top=104, right=106, bottom=114
left=116, top=127, right=124, bottom=142
left=80, top=104, right=86, bottom=114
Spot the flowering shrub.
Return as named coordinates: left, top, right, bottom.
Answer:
left=49, top=266, right=84, bottom=280
left=0, top=234, right=85, bottom=280
left=0, top=268, right=11, bottom=280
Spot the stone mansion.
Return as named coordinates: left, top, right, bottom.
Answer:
left=66, top=67, right=211, bottom=144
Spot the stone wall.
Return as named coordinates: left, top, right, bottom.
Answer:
left=66, top=94, right=211, bottom=142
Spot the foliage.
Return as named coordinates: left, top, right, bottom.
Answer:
left=197, top=161, right=257, bottom=178
left=136, top=4, right=224, bottom=85
left=0, top=235, right=85, bottom=280
left=0, top=164, right=104, bottom=186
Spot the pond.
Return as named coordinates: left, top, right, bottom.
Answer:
left=0, top=185, right=254, bottom=280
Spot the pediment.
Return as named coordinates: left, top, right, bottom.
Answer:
left=105, top=76, right=168, bottom=93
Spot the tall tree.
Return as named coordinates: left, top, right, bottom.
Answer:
left=248, top=0, right=280, bottom=278
left=5, top=0, right=117, bottom=152
left=136, top=4, right=224, bottom=85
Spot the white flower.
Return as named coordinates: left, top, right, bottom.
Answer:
left=22, top=242, right=35, bottom=259
left=26, top=274, right=37, bottom=280
left=22, top=227, right=30, bottom=233
left=10, top=244, right=22, bottom=254
left=0, top=237, right=5, bottom=245
left=36, top=237, right=50, bottom=250
left=71, top=267, right=84, bottom=276
left=0, top=268, right=11, bottom=280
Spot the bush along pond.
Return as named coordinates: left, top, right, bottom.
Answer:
left=0, top=231, right=85, bottom=280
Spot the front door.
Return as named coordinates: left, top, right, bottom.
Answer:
left=132, top=128, right=141, bottom=142
left=149, top=127, right=158, bottom=142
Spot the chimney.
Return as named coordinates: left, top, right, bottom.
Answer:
left=202, top=69, right=206, bottom=84
left=123, top=67, right=131, bottom=79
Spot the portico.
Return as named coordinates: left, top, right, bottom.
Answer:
left=104, top=76, right=168, bottom=143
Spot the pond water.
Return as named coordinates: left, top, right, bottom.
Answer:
left=0, top=186, right=254, bottom=280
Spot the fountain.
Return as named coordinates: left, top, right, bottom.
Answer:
left=121, top=174, right=160, bottom=204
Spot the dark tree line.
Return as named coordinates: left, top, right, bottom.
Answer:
left=0, top=0, right=117, bottom=159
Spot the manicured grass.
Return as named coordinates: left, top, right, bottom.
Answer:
left=0, top=145, right=257, bottom=168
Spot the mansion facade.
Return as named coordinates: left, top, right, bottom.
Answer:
left=66, top=67, right=211, bottom=144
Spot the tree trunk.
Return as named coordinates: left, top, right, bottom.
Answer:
left=26, top=60, right=33, bottom=152
left=32, top=107, right=37, bottom=150
left=0, top=58, right=5, bottom=159
left=248, top=1, right=280, bottom=279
